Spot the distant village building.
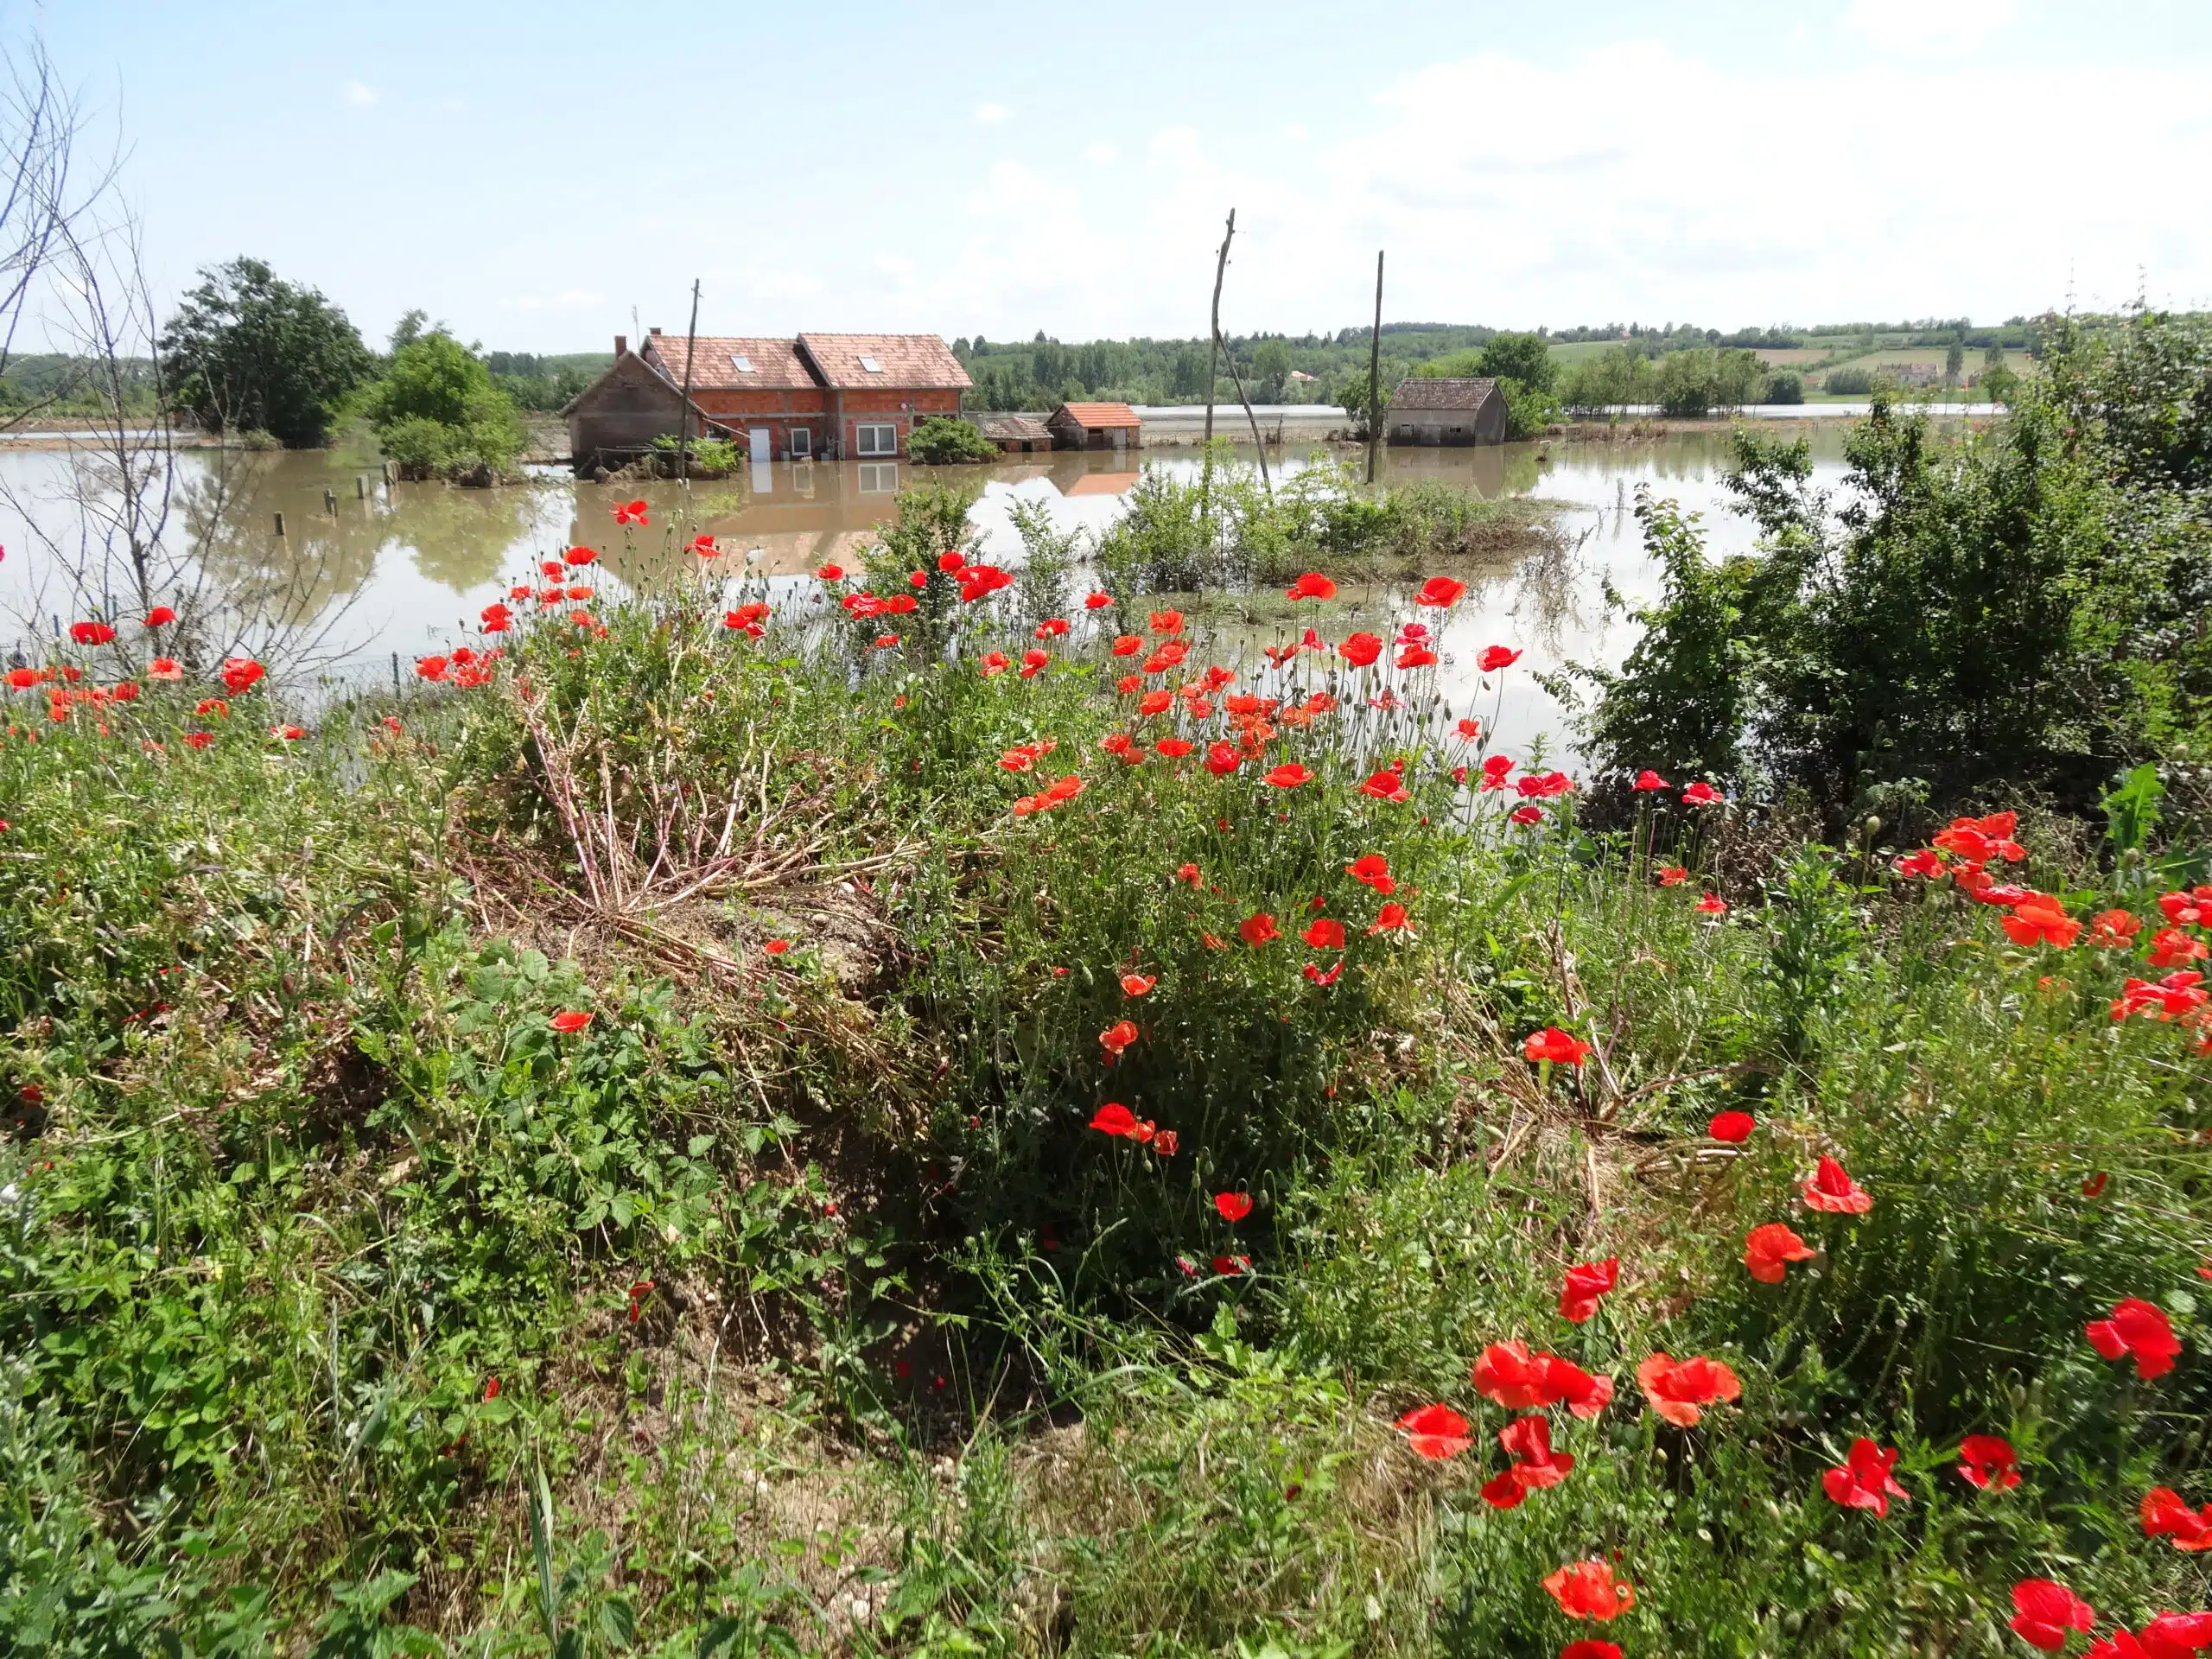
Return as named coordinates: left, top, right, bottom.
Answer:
left=1046, top=402, right=1141, bottom=453
left=981, top=414, right=1054, bottom=453
left=1386, top=378, right=1507, bottom=446
left=560, top=328, right=970, bottom=473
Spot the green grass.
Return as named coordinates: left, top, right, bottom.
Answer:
left=1, top=490, right=2208, bottom=1656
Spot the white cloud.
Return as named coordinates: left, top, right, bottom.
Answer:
left=973, top=102, right=1008, bottom=125
left=856, top=41, right=2212, bottom=340
left=1282, top=123, right=1308, bottom=142
left=341, top=80, right=378, bottom=108
left=1083, top=142, right=1118, bottom=163
left=1842, top=0, right=2015, bottom=51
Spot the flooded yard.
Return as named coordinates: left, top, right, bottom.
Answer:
left=0, top=425, right=1866, bottom=756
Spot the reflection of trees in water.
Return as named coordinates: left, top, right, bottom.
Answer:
left=181, top=453, right=384, bottom=629
left=388, top=480, right=549, bottom=591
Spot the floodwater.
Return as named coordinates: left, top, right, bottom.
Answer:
left=0, top=424, right=1868, bottom=754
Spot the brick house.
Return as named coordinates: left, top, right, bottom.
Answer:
left=561, top=327, right=970, bottom=470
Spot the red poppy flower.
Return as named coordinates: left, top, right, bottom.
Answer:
left=979, top=651, right=1011, bottom=678
left=1681, top=781, right=1722, bottom=805
left=2089, top=908, right=2142, bottom=948
left=1121, top=973, right=1155, bottom=996
left=1215, top=1192, right=1253, bottom=1223
left=1360, top=768, right=1411, bottom=803
left=1020, top=649, right=1052, bottom=679
left=2140, top=1485, right=2212, bottom=1550
left=1338, top=632, right=1383, bottom=667
left=1396, top=644, right=1439, bottom=669
left=1695, top=891, right=1729, bottom=914
left=1090, top=1102, right=1139, bottom=1136
left=195, top=697, right=228, bottom=717
left=763, top=939, right=791, bottom=955
left=1366, top=902, right=1412, bottom=934
left=2085, top=1297, right=2181, bottom=1379
left=2082, top=1171, right=2109, bottom=1197
left=613, top=499, right=648, bottom=525
left=1744, top=1223, right=1817, bottom=1283
left=1650, top=865, right=1688, bottom=887
left=1472, top=1339, right=1553, bottom=1408
left=68, top=620, right=116, bottom=645
left=561, top=544, right=598, bottom=567
left=1213, top=1254, right=1250, bottom=1275
left=1303, top=957, right=1345, bottom=986
left=149, top=657, right=183, bottom=680
left=1084, top=591, right=1114, bottom=609
left=2004, top=894, right=2082, bottom=948
left=1523, top=1026, right=1591, bottom=1065
left=1301, top=917, right=1345, bottom=950
left=183, top=731, right=213, bottom=749
left=1957, top=1434, right=2022, bottom=1491
left=1543, top=1560, right=1634, bottom=1622
left=2146, top=926, right=2210, bottom=969
left=1098, top=1019, right=1139, bottom=1059
left=1153, top=1129, right=1179, bottom=1156
left=1395, top=1402, right=1471, bottom=1460
left=215, top=656, right=265, bottom=693
left=724, top=601, right=770, bottom=631
left=1893, top=849, right=1945, bottom=878
left=1823, top=1437, right=1911, bottom=1516
left=1240, top=912, right=1280, bottom=948
left=1175, top=861, right=1201, bottom=887
left=1560, top=1645, right=1624, bottom=1659
left=1631, top=768, right=1670, bottom=791
left=1707, top=1109, right=1755, bottom=1142
left=1205, top=741, right=1241, bottom=776
left=689, top=534, right=719, bottom=557
left=1141, top=640, right=1188, bottom=674
left=1154, top=738, right=1193, bottom=760
left=144, top=606, right=177, bottom=627
left=1510, top=804, right=1545, bottom=825
left=1142, top=608, right=1183, bottom=634
left=1477, top=644, right=1522, bottom=671
left=814, top=563, right=844, bottom=581
left=2008, top=1580, right=2095, bottom=1652
left=1286, top=572, right=1337, bottom=601
left=1558, top=1256, right=1619, bottom=1323
left=1635, top=1352, right=1742, bottom=1426
left=1033, top=618, right=1071, bottom=640
left=1344, top=853, right=1395, bottom=893
left=548, top=1010, right=593, bottom=1033
left=1802, top=1154, right=1872, bottom=1214
left=1265, top=761, right=1313, bottom=788
left=1416, top=576, right=1467, bottom=607
left=1498, top=1413, right=1575, bottom=1488
left=269, top=723, right=307, bottom=741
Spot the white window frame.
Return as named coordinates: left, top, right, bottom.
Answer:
left=855, top=422, right=898, bottom=457
left=788, top=426, right=811, bottom=459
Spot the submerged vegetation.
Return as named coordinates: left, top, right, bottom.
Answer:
left=3, top=316, right=2211, bottom=1656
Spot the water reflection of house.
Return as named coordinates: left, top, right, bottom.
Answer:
left=1387, top=377, right=1506, bottom=446
left=561, top=328, right=969, bottom=471
left=1061, top=470, right=1140, bottom=497
left=1046, top=402, right=1141, bottom=453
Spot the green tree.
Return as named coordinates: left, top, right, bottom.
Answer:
left=362, top=330, right=525, bottom=481
left=1474, top=332, right=1558, bottom=395
left=1561, top=344, right=1654, bottom=411
left=159, top=257, right=375, bottom=447
left=1249, top=339, right=1293, bottom=403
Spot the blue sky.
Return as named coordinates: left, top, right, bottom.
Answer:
left=31, top=0, right=2212, bottom=353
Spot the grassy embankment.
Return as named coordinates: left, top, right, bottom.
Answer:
left=2, top=441, right=2209, bottom=1657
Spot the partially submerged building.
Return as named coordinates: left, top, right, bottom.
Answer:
left=1046, top=401, right=1142, bottom=453
left=980, top=414, right=1054, bottom=453
left=561, top=328, right=972, bottom=472
left=1385, top=377, right=1507, bottom=446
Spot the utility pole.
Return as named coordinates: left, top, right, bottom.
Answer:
left=675, top=278, right=702, bottom=485
left=1365, top=250, right=1384, bottom=486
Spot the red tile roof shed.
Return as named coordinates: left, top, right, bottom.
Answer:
left=1056, top=402, right=1141, bottom=429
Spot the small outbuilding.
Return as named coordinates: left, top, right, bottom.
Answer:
left=561, top=335, right=722, bottom=472
left=1046, top=401, right=1141, bottom=453
left=982, top=414, right=1054, bottom=453
left=1386, top=377, right=1507, bottom=446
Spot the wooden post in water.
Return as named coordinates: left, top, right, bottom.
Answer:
left=356, top=474, right=368, bottom=499
left=1200, top=208, right=1234, bottom=530
left=324, top=488, right=337, bottom=515
left=273, top=512, right=285, bottom=537
left=1365, top=250, right=1384, bottom=486
left=675, top=277, right=702, bottom=485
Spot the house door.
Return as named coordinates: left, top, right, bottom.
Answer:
left=749, top=426, right=773, bottom=461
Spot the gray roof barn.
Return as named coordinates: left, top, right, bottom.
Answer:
left=1386, top=376, right=1507, bottom=446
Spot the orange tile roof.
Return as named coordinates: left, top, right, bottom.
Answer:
left=798, top=333, right=971, bottom=390
left=643, top=335, right=817, bottom=390
left=1055, top=402, right=1141, bottom=429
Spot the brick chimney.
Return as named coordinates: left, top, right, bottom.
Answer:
left=649, top=326, right=662, bottom=336
left=614, top=334, right=627, bottom=355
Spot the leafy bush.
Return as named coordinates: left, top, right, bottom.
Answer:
left=1825, top=365, right=1878, bottom=395
left=906, top=414, right=997, bottom=465
left=1764, top=367, right=1806, bottom=404
left=363, top=331, right=526, bottom=482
